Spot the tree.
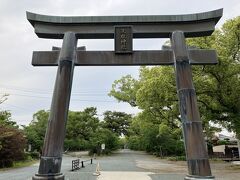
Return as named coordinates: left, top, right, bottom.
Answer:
left=66, top=107, right=99, bottom=140
left=65, top=107, right=100, bottom=150
left=109, top=75, right=139, bottom=106
left=186, top=16, right=240, bottom=137
left=102, top=111, right=132, bottom=136
left=126, top=113, right=184, bottom=156
left=109, top=67, right=180, bottom=129
left=89, top=128, right=120, bottom=155
left=24, top=107, right=121, bottom=153
left=24, top=110, right=49, bottom=151
left=0, top=111, right=17, bottom=127
left=24, top=108, right=100, bottom=151
left=0, top=112, right=26, bottom=168
left=109, top=16, right=240, bottom=154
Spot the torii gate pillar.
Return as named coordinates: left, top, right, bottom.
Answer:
left=172, top=31, right=213, bottom=179
left=33, top=32, right=77, bottom=180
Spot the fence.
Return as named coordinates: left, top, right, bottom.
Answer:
left=72, top=159, right=80, bottom=171
left=72, top=158, right=93, bottom=171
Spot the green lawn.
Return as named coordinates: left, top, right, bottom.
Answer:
left=0, top=159, right=38, bottom=171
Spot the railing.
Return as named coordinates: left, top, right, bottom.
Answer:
left=72, top=158, right=93, bottom=171
left=81, top=158, right=93, bottom=168
left=72, top=159, right=80, bottom=171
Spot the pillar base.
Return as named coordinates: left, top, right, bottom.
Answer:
left=185, top=175, right=215, bottom=180
left=32, top=173, right=64, bottom=180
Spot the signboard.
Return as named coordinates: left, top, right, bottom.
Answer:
left=101, top=143, right=105, bottom=150
left=115, top=26, right=133, bottom=53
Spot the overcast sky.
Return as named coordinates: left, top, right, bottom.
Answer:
left=0, top=0, right=239, bottom=126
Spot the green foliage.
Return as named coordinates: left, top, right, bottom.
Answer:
left=89, top=128, right=119, bottom=155
left=126, top=114, right=184, bottom=156
left=66, top=107, right=99, bottom=140
left=118, top=137, right=127, bottom=149
left=187, top=16, right=240, bottom=137
left=157, top=123, right=184, bottom=156
left=24, top=108, right=120, bottom=154
left=102, top=111, right=132, bottom=136
left=110, top=16, right=240, bottom=155
left=28, top=152, right=40, bottom=159
left=110, top=68, right=185, bottom=156
left=24, top=110, right=49, bottom=151
left=0, top=124, right=26, bottom=168
left=11, top=159, right=37, bottom=169
left=217, top=140, right=228, bottom=145
left=127, top=135, right=143, bottom=150
left=64, top=139, right=90, bottom=151
left=0, top=101, right=27, bottom=168
left=109, top=75, right=139, bottom=106
left=0, top=111, right=17, bottom=127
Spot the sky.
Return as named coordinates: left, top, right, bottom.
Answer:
left=0, top=0, right=239, bottom=126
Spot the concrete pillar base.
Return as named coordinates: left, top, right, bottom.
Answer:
left=185, top=175, right=215, bottom=180
left=32, top=173, right=64, bottom=180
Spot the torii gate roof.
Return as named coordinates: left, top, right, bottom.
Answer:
left=27, top=9, right=223, bottom=39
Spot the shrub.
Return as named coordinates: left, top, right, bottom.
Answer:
left=89, top=128, right=120, bottom=155
left=64, top=139, right=90, bottom=151
left=0, top=125, right=26, bottom=168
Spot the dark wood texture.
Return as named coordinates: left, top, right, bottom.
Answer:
left=171, top=31, right=214, bottom=179
left=33, top=32, right=77, bottom=180
left=32, top=50, right=217, bottom=66
left=115, top=26, right=133, bottom=53
left=26, top=9, right=223, bottom=39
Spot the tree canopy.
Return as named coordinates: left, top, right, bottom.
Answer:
left=0, top=111, right=26, bottom=168
left=102, top=111, right=132, bottom=136
left=109, top=16, right=240, bottom=153
left=24, top=108, right=129, bottom=154
left=187, top=17, right=240, bottom=137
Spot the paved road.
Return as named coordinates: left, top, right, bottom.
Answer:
left=1, top=149, right=239, bottom=180
left=0, top=150, right=185, bottom=180
left=94, top=150, right=185, bottom=180
left=0, top=155, right=79, bottom=180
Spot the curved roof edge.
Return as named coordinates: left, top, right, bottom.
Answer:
left=27, top=9, right=223, bottom=26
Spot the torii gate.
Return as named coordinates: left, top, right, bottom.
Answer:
left=27, top=9, right=223, bottom=180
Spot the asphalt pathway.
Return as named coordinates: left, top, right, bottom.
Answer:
left=0, top=150, right=188, bottom=180
left=93, top=149, right=185, bottom=180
